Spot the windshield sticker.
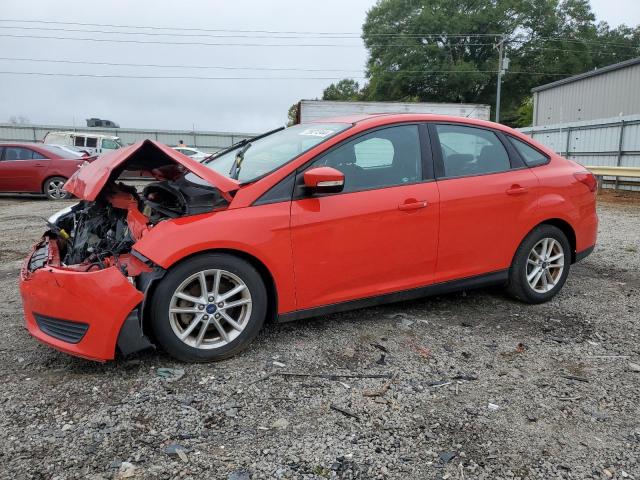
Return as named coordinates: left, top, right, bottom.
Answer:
left=299, top=128, right=335, bottom=137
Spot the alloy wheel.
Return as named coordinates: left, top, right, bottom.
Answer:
left=526, top=238, right=565, bottom=293
left=47, top=180, right=67, bottom=199
left=168, top=269, right=252, bottom=349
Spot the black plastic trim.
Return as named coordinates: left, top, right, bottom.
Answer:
left=116, top=307, right=154, bottom=356
left=277, top=269, right=509, bottom=323
left=252, top=171, right=296, bottom=206
left=34, top=314, right=89, bottom=344
left=574, top=245, right=594, bottom=263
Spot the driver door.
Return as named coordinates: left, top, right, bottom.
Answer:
left=290, top=124, right=440, bottom=311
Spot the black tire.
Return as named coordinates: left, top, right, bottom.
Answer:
left=43, top=176, right=71, bottom=200
left=507, top=225, right=571, bottom=304
left=150, top=253, right=267, bottom=362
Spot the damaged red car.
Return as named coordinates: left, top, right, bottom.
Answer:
left=19, top=114, right=598, bottom=362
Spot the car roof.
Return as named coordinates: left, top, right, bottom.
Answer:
left=311, top=113, right=517, bottom=134
left=46, top=131, right=120, bottom=139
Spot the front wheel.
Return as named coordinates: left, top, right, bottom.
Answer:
left=150, top=253, right=267, bottom=362
left=44, top=176, right=71, bottom=200
left=507, top=225, right=571, bottom=303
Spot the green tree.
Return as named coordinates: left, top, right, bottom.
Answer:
left=322, top=79, right=363, bottom=100
left=287, top=103, right=299, bottom=126
left=327, top=0, right=640, bottom=126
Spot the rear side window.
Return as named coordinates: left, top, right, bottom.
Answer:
left=86, top=137, right=98, bottom=148
left=509, top=137, right=549, bottom=167
left=435, top=124, right=511, bottom=178
left=74, top=136, right=85, bottom=147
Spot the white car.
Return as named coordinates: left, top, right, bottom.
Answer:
left=172, top=146, right=213, bottom=162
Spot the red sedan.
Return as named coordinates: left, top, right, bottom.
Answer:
left=0, top=143, right=90, bottom=199
left=19, top=114, right=598, bottom=362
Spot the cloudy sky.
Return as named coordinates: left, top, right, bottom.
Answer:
left=0, top=0, right=638, bottom=133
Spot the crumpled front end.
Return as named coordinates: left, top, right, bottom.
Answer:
left=19, top=140, right=233, bottom=361
left=20, top=238, right=146, bottom=361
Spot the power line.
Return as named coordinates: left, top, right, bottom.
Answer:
left=0, top=24, right=501, bottom=40
left=0, top=18, right=503, bottom=37
left=1, top=19, right=636, bottom=49
left=0, top=70, right=575, bottom=80
left=0, top=33, right=501, bottom=48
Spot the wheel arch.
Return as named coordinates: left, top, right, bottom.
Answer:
left=519, top=218, right=577, bottom=264
left=142, top=248, right=279, bottom=337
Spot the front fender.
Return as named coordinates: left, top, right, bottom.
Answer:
left=132, top=203, right=297, bottom=313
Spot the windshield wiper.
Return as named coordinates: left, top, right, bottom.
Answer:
left=229, top=142, right=251, bottom=180
left=203, top=126, right=285, bottom=164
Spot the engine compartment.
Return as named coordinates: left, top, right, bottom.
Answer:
left=49, top=176, right=228, bottom=270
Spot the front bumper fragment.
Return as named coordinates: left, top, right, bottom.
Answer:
left=20, top=239, right=145, bottom=361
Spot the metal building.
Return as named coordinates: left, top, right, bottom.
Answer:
left=532, top=57, right=640, bottom=127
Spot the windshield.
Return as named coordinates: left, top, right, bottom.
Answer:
left=203, top=123, right=350, bottom=183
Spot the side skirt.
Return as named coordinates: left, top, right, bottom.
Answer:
left=277, top=269, right=509, bottom=323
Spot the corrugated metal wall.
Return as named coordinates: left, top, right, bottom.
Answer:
left=533, top=62, right=640, bottom=126
left=0, top=123, right=256, bottom=152
left=520, top=114, right=640, bottom=190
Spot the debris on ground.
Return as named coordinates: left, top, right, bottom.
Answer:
left=156, top=367, right=185, bottom=382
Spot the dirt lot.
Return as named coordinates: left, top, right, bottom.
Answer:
left=0, top=191, right=639, bottom=480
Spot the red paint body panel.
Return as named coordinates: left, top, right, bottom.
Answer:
left=133, top=202, right=298, bottom=313
left=290, top=183, right=440, bottom=308
left=435, top=168, right=540, bottom=281
left=19, top=241, right=144, bottom=361
left=0, top=143, right=87, bottom=194
left=18, top=114, right=598, bottom=361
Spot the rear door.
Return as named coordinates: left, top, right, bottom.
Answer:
left=0, top=147, right=48, bottom=192
left=290, top=124, right=440, bottom=310
left=429, top=123, right=539, bottom=282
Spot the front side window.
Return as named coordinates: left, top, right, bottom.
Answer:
left=309, top=125, right=422, bottom=193
left=203, top=123, right=350, bottom=183
left=509, top=136, right=549, bottom=167
left=436, top=124, right=510, bottom=178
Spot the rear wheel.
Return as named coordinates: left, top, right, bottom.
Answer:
left=44, top=176, right=71, bottom=200
left=150, top=253, right=267, bottom=362
left=507, top=225, right=571, bottom=303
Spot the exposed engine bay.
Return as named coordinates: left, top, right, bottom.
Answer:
left=47, top=175, right=228, bottom=270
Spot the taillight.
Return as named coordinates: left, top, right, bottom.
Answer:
left=574, top=171, right=597, bottom=192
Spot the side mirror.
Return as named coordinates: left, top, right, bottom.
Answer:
left=303, top=167, right=345, bottom=194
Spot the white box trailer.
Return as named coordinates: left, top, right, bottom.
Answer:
left=297, top=100, right=491, bottom=123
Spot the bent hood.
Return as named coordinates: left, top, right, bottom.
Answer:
left=64, top=139, right=240, bottom=201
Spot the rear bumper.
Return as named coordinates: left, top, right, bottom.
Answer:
left=19, top=239, right=144, bottom=361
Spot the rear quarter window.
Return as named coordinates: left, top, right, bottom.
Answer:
left=509, top=137, right=549, bottom=167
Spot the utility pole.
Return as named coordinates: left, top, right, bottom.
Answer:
left=495, top=34, right=506, bottom=124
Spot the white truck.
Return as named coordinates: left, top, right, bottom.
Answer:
left=43, top=131, right=123, bottom=156
left=296, top=100, right=491, bottom=123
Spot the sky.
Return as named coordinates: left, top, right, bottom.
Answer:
left=0, top=0, right=638, bottom=134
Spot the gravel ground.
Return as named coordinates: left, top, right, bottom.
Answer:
left=0, top=191, right=639, bottom=480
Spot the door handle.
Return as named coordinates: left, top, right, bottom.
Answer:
left=34, top=163, right=46, bottom=167
left=506, top=185, right=528, bottom=195
left=398, top=200, right=428, bottom=211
